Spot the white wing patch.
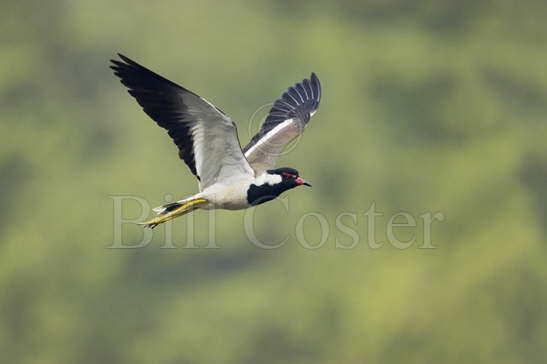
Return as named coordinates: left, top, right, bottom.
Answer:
left=244, top=118, right=304, bottom=175
left=244, top=119, right=297, bottom=157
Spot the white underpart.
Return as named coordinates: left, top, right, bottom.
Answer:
left=161, top=172, right=280, bottom=212
left=153, top=171, right=282, bottom=214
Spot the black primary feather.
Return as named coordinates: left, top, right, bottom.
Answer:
left=243, top=73, right=321, bottom=153
left=110, top=53, right=200, bottom=179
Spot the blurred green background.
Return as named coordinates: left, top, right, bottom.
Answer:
left=2, top=0, right=547, bottom=363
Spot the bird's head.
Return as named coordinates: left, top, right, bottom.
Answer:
left=268, top=167, right=312, bottom=188
left=247, top=167, right=311, bottom=206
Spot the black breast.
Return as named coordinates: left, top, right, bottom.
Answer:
left=246, top=183, right=287, bottom=206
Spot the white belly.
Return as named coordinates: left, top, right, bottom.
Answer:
left=180, top=173, right=282, bottom=211
left=199, top=181, right=251, bottom=210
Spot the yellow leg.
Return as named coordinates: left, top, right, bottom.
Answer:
left=139, top=198, right=208, bottom=229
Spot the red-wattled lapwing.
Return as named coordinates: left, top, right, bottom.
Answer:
left=110, top=54, right=321, bottom=228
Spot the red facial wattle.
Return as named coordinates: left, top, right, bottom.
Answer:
left=295, top=177, right=312, bottom=187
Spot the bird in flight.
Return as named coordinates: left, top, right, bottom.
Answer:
left=110, top=54, right=321, bottom=228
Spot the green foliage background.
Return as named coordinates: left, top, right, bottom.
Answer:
left=1, top=1, right=547, bottom=363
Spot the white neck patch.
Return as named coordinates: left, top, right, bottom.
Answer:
left=254, top=172, right=282, bottom=186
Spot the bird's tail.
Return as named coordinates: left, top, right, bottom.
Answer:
left=139, top=198, right=208, bottom=229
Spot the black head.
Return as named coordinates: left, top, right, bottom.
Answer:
left=246, top=167, right=312, bottom=206
left=267, top=168, right=312, bottom=187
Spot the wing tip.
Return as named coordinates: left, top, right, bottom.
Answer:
left=117, top=53, right=136, bottom=66
left=309, top=72, right=321, bottom=101
left=111, top=53, right=158, bottom=76
left=278, top=73, right=322, bottom=115
left=109, top=53, right=135, bottom=76
left=257, top=72, right=322, bottom=134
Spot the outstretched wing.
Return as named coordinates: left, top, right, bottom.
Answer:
left=243, top=73, right=321, bottom=175
left=110, top=54, right=254, bottom=190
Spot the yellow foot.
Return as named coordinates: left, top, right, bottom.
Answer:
left=139, top=198, right=208, bottom=229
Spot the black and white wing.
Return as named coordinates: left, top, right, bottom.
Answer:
left=110, top=54, right=254, bottom=190
left=243, top=73, right=321, bottom=175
